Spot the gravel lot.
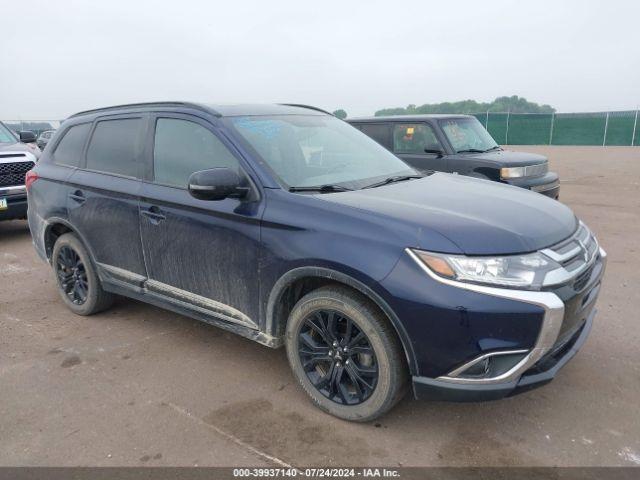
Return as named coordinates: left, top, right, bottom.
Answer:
left=1, top=146, right=639, bottom=467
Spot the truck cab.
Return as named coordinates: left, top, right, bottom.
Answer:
left=349, top=114, right=560, bottom=199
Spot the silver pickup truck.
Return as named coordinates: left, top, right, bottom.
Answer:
left=0, top=121, right=39, bottom=221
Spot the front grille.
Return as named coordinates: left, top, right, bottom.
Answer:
left=0, top=161, right=35, bottom=187
left=574, top=263, right=595, bottom=291
left=523, top=163, right=548, bottom=177
left=541, top=223, right=600, bottom=287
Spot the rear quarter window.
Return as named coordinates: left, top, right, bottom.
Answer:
left=86, top=118, right=144, bottom=177
left=52, top=123, right=91, bottom=167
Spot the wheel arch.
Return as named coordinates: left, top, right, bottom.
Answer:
left=266, top=266, right=418, bottom=375
left=43, top=218, right=95, bottom=264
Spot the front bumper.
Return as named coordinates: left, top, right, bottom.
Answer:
left=413, top=307, right=595, bottom=401
left=505, top=172, right=560, bottom=199
left=405, top=245, right=606, bottom=402
left=0, top=188, right=28, bottom=221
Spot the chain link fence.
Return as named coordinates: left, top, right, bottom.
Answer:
left=3, top=112, right=640, bottom=146
left=471, top=110, right=639, bottom=146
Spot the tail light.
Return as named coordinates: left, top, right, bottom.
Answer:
left=25, top=170, right=39, bottom=190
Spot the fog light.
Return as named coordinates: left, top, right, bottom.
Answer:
left=456, top=351, right=528, bottom=379
left=459, top=358, right=490, bottom=378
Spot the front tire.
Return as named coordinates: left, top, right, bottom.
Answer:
left=285, top=285, right=407, bottom=422
left=52, top=233, right=114, bottom=315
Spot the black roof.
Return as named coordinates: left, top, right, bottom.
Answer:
left=348, top=114, right=474, bottom=122
left=69, top=102, right=331, bottom=119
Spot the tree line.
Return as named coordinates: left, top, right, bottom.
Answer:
left=374, top=96, right=555, bottom=116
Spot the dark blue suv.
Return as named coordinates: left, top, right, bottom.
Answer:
left=27, top=103, right=606, bottom=421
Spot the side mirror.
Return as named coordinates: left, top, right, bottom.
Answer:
left=19, top=131, right=37, bottom=143
left=188, top=168, right=249, bottom=201
left=424, top=148, right=444, bottom=157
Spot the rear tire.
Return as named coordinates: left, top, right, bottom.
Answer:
left=285, top=285, right=408, bottom=422
left=52, top=233, right=114, bottom=315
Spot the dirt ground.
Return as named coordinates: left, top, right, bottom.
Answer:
left=1, top=146, right=639, bottom=467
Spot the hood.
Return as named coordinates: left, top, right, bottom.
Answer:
left=319, top=173, right=576, bottom=255
left=0, top=141, right=41, bottom=158
left=461, top=150, right=547, bottom=167
left=0, top=141, right=19, bottom=150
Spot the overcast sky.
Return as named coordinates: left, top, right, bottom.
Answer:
left=1, top=0, right=638, bottom=119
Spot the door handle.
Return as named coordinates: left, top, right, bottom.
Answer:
left=68, top=190, right=86, bottom=204
left=141, top=205, right=166, bottom=224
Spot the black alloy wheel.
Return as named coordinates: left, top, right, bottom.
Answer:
left=298, top=309, right=378, bottom=405
left=56, top=245, right=88, bottom=305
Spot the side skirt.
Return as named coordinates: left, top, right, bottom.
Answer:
left=98, top=267, right=281, bottom=349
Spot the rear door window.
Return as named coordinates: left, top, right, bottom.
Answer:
left=52, top=123, right=91, bottom=167
left=393, top=123, right=441, bottom=154
left=86, top=118, right=144, bottom=177
left=358, top=123, right=392, bottom=150
left=153, top=118, right=240, bottom=188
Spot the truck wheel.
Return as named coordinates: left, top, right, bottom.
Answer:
left=52, top=233, right=114, bottom=315
left=285, top=285, right=407, bottom=422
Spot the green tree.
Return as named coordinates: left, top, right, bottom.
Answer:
left=332, top=109, right=347, bottom=119
left=375, top=96, right=555, bottom=116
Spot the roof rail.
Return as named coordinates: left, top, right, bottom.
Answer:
left=69, top=101, right=219, bottom=118
left=279, top=104, right=334, bottom=116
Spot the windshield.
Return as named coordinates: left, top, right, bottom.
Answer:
left=0, top=123, right=17, bottom=144
left=227, top=115, right=416, bottom=189
left=439, top=117, right=498, bottom=153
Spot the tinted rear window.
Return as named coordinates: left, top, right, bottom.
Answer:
left=52, top=123, right=91, bottom=167
left=358, top=123, right=392, bottom=149
left=86, top=118, right=143, bottom=177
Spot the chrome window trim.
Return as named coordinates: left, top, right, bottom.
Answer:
left=406, top=248, right=565, bottom=385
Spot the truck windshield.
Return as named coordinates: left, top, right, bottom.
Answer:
left=0, top=123, right=17, bottom=144
left=227, top=115, right=416, bottom=190
left=439, top=117, right=498, bottom=153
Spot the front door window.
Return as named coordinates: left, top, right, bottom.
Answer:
left=393, top=124, right=441, bottom=154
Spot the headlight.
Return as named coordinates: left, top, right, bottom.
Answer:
left=411, top=249, right=561, bottom=289
left=500, top=166, right=527, bottom=179
left=501, top=163, right=548, bottom=179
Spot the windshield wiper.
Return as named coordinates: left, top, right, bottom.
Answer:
left=456, top=148, right=486, bottom=154
left=363, top=174, right=424, bottom=189
left=288, top=184, right=353, bottom=193
left=483, top=145, right=502, bottom=152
